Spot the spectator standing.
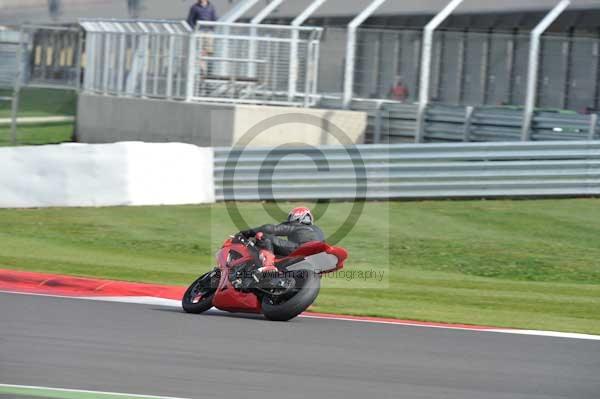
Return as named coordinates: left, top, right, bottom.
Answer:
left=388, top=77, right=409, bottom=102
left=187, top=0, right=218, bottom=76
left=187, top=0, right=218, bottom=30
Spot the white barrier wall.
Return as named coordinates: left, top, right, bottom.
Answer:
left=0, top=142, right=215, bottom=208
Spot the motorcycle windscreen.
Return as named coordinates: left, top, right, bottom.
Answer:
left=284, top=252, right=340, bottom=273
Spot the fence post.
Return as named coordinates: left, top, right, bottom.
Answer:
left=521, top=0, right=570, bottom=141
left=289, top=27, right=300, bottom=102
left=84, top=32, right=96, bottom=91
left=589, top=113, right=598, bottom=140
left=342, top=0, right=389, bottom=108
left=310, top=35, right=321, bottom=106
left=10, top=26, right=24, bottom=146
left=75, top=28, right=84, bottom=91
left=343, top=27, right=357, bottom=108
left=166, top=36, right=176, bottom=99
left=373, top=101, right=384, bottom=144
left=463, top=106, right=474, bottom=142
left=416, top=0, right=464, bottom=143
left=102, top=33, right=111, bottom=94
left=289, top=0, right=329, bottom=102
left=117, top=32, right=126, bottom=95
left=186, top=30, right=198, bottom=101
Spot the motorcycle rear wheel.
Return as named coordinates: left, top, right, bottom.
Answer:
left=262, top=270, right=320, bottom=321
left=182, top=271, right=218, bottom=314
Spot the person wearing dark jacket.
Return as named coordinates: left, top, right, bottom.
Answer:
left=187, top=0, right=217, bottom=30
left=241, top=207, right=324, bottom=273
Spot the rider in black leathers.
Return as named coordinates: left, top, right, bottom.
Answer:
left=241, top=207, right=324, bottom=272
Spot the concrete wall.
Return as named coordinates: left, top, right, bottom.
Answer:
left=77, top=94, right=367, bottom=147
left=0, top=142, right=215, bottom=208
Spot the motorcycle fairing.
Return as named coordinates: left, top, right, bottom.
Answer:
left=212, top=241, right=262, bottom=313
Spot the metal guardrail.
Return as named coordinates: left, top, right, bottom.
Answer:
left=214, top=141, right=600, bottom=201
left=320, top=98, right=600, bottom=143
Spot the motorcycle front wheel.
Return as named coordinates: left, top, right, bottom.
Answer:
left=261, top=270, right=320, bottom=321
left=182, top=270, right=219, bottom=314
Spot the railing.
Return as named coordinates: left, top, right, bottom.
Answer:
left=80, top=19, right=191, bottom=99
left=214, top=141, right=600, bottom=201
left=188, top=21, right=322, bottom=107
left=80, top=19, right=322, bottom=107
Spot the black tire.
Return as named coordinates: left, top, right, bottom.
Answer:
left=262, top=270, right=320, bottom=321
left=182, top=272, right=217, bottom=314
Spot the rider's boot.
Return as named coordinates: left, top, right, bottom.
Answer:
left=256, top=250, right=278, bottom=274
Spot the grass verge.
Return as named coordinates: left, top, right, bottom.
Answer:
left=1, top=199, right=599, bottom=334
left=0, top=122, right=73, bottom=146
left=0, top=88, right=76, bottom=118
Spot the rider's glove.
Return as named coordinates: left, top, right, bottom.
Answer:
left=239, top=229, right=255, bottom=238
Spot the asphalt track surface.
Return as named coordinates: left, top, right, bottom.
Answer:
left=1, top=292, right=599, bottom=399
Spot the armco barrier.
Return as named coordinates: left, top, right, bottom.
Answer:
left=0, top=142, right=215, bottom=208
left=214, top=141, right=600, bottom=201
left=320, top=98, right=600, bottom=144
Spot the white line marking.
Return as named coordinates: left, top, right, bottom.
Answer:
left=0, top=290, right=182, bottom=307
left=2, top=290, right=600, bottom=341
left=0, top=383, right=192, bottom=399
left=300, top=314, right=600, bottom=341
left=488, top=329, right=600, bottom=341
left=83, top=296, right=182, bottom=307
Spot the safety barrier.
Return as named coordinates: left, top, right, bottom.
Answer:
left=320, top=98, right=599, bottom=143
left=214, top=141, right=600, bottom=201
left=0, top=142, right=215, bottom=208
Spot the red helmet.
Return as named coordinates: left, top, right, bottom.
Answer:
left=288, top=207, right=313, bottom=225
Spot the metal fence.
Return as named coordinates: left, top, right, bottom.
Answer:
left=1, top=26, right=82, bottom=90
left=1, top=25, right=81, bottom=146
left=81, top=19, right=191, bottom=99
left=80, top=19, right=322, bottom=107
left=214, top=141, right=600, bottom=201
left=188, top=21, right=322, bottom=106
left=20, top=25, right=82, bottom=89
left=0, top=30, right=24, bottom=88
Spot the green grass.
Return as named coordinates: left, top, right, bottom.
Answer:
left=0, top=88, right=76, bottom=118
left=0, top=122, right=73, bottom=146
left=0, top=87, right=76, bottom=146
left=1, top=199, right=600, bottom=334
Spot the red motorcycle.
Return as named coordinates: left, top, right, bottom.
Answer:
left=182, top=233, right=347, bottom=321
